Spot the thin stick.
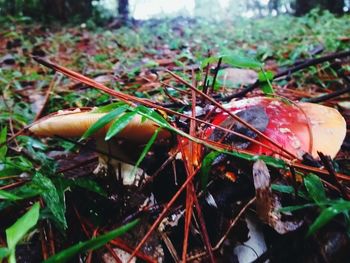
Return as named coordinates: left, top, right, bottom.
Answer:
left=34, top=74, right=60, bottom=121
left=220, top=50, right=350, bottom=101
left=213, top=197, right=256, bottom=250
left=127, top=166, right=201, bottom=263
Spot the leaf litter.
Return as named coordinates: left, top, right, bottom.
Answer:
left=1, top=13, right=350, bottom=263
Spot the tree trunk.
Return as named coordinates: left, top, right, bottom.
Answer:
left=326, top=0, right=344, bottom=14
left=118, top=0, right=129, bottom=21
left=295, top=0, right=344, bottom=15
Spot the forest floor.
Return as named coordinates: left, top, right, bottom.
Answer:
left=1, top=12, right=350, bottom=263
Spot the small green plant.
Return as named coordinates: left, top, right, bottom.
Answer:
left=276, top=173, right=350, bottom=236
left=0, top=202, right=40, bottom=263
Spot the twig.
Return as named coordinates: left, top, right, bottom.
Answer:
left=219, top=50, right=350, bottom=101
left=209, top=57, right=222, bottom=95
left=213, top=197, right=256, bottom=250
left=192, top=191, right=216, bottom=262
left=127, top=166, right=201, bottom=263
left=34, top=73, right=60, bottom=122
left=317, top=152, right=350, bottom=199
left=305, top=85, right=350, bottom=103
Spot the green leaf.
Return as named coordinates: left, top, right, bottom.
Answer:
left=222, top=54, right=262, bottom=69
left=200, top=56, right=219, bottom=69
left=6, top=202, right=40, bottom=263
left=130, top=128, right=160, bottom=180
left=81, top=105, right=129, bottom=140
left=33, top=173, right=67, bottom=230
left=134, top=105, right=171, bottom=129
left=200, top=151, right=220, bottom=191
left=271, top=184, right=309, bottom=200
left=258, top=70, right=274, bottom=81
left=304, top=173, right=327, bottom=206
left=53, top=177, right=107, bottom=197
left=0, top=247, right=10, bottom=259
left=105, top=111, right=137, bottom=141
left=44, top=219, right=139, bottom=263
left=92, top=102, right=127, bottom=113
left=201, top=54, right=262, bottom=69
left=256, top=155, right=286, bottom=169
left=261, top=82, right=275, bottom=95
left=0, top=190, right=22, bottom=201
left=0, top=126, right=8, bottom=160
left=279, top=203, right=321, bottom=213
left=307, top=200, right=350, bottom=236
left=258, top=69, right=274, bottom=95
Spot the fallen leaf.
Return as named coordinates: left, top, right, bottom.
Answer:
left=218, top=68, right=258, bottom=88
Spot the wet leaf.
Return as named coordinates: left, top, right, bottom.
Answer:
left=43, top=219, right=139, bottom=263
left=33, top=172, right=67, bottom=230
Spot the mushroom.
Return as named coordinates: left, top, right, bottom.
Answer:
left=206, top=97, right=346, bottom=159
left=29, top=108, right=172, bottom=185
left=29, top=108, right=171, bottom=144
left=30, top=97, right=346, bottom=183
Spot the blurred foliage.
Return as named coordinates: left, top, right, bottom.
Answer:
left=0, top=0, right=113, bottom=24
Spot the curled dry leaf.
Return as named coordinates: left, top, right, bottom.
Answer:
left=253, top=160, right=302, bottom=234
left=207, top=97, right=346, bottom=159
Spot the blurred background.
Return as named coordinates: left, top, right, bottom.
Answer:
left=0, top=0, right=349, bottom=25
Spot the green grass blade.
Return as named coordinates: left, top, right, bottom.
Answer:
left=222, top=54, right=262, bottom=69
left=92, top=102, right=127, bottom=113
left=6, top=202, right=40, bottom=263
left=105, top=111, right=137, bottom=141
left=0, top=126, right=7, bottom=160
left=81, top=105, right=129, bottom=140
left=129, top=128, right=160, bottom=181
left=0, top=190, right=22, bottom=201
left=43, top=219, right=140, bottom=263
left=133, top=105, right=171, bottom=129
left=304, top=173, right=327, bottom=206
left=200, top=151, right=220, bottom=191
left=307, top=200, right=350, bottom=236
left=258, top=68, right=274, bottom=95
left=201, top=54, right=262, bottom=69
